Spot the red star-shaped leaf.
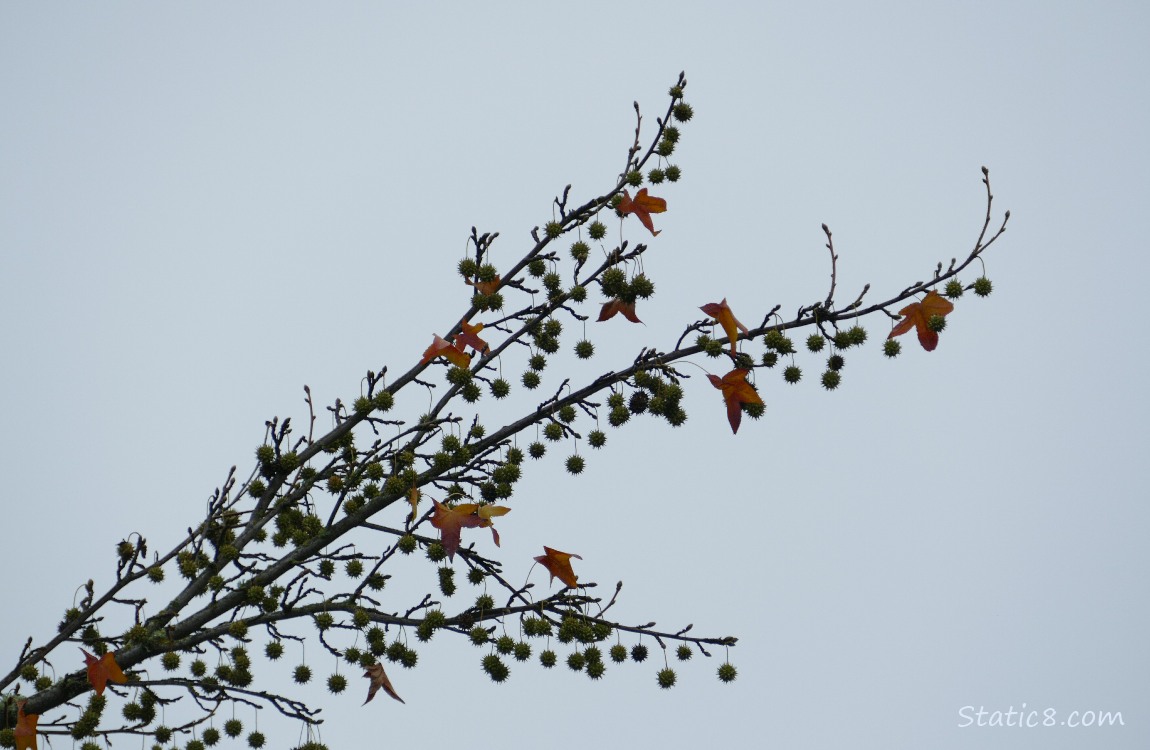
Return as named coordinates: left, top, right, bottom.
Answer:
left=534, top=546, right=582, bottom=588
left=617, top=188, right=667, bottom=236
left=597, top=298, right=642, bottom=324
left=421, top=334, right=472, bottom=368
left=429, top=500, right=510, bottom=561
left=15, top=700, right=38, bottom=750
left=82, top=648, right=128, bottom=696
left=363, top=661, right=405, bottom=705
left=453, top=319, right=488, bottom=354
left=700, top=298, right=749, bottom=355
left=888, top=289, right=955, bottom=351
left=707, top=368, right=763, bottom=434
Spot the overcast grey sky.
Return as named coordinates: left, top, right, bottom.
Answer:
left=2, top=3, right=1148, bottom=749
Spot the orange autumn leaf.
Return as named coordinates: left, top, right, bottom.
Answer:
left=597, top=298, right=642, bottom=324
left=887, top=289, right=955, bottom=352
left=82, top=648, right=127, bottom=696
left=700, top=298, right=748, bottom=354
left=465, top=275, right=501, bottom=296
left=534, top=546, right=582, bottom=588
left=420, top=334, right=472, bottom=368
left=617, top=188, right=667, bottom=236
left=362, top=661, right=405, bottom=705
left=407, top=487, right=421, bottom=522
left=14, top=700, right=38, bottom=750
left=707, top=368, right=763, bottom=434
left=429, top=499, right=510, bottom=561
left=453, top=319, right=488, bottom=354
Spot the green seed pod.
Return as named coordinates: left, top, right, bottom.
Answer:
left=469, top=626, right=489, bottom=646
left=657, top=667, right=677, bottom=688
left=608, top=406, right=630, bottom=427
left=567, top=652, right=586, bottom=671
left=327, top=674, right=347, bottom=694
left=630, top=273, right=655, bottom=299
left=631, top=644, right=649, bottom=662
left=540, top=649, right=558, bottom=668
left=656, top=139, right=675, bottom=157
left=224, top=719, right=244, bottom=737
left=832, top=330, right=852, bottom=349
left=426, top=542, right=447, bottom=563
left=761, top=351, right=779, bottom=368
left=570, top=240, right=590, bottom=263
left=506, top=446, right=524, bottom=465
left=588, top=220, right=607, bottom=240
left=558, top=405, right=577, bottom=423
left=927, top=315, right=947, bottom=333
left=482, top=654, right=510, bottom=682
left=265, top=641, right=284, bottom=660
left=827, top=354, right=845, bottom=371
left=672, top=102, right=694, bottom=121
left=458, top=258, right=479, bottom=278
left=629, top=391, right=650, bottom=414
left=665, top=165, right=682, bottom=182
left=513, top=641, right=532, bottom=662
left=600, top=267, right=627, bottom=297
left=783, top=365, right=802, bottom=384
left=625, top=170, right=643, bottom=187
left=717, top=662, right=738, bottom=683
left=944, top=279, right=964, bottom=299
left=495, top=635, right=516, bottom=654
left=318, top=560, right=335, bottom=579
left=807, top=334, right=826, bottom=352
left=565, top=455, right=585, bottom=475
left=160, top=651, right=180, bottom=671
left=973, top=276, right=993, bottom=296
left=314, top=612, right=334, bottom=630
left=154, top=727, right=173, bottom=744
left=821, top=370, right=842, bottom=390
left=529, top=353, right=547, bottom=372
left=545, top=221, right=562, bottom=238
left=446, top=366, right=472, bottom=386
left=527, top=258, right=546, bottom=277
left=372, top=390, right=394, bottom=412
left=146, top=566, right=164, bottom=583
left=537, top=334, right=560, bottom=353
left=460, top=382, right=481, bottom=403
left=574, top=339, right=594, bottom=359
left=543, top=422, right=563, bottom=441
left=469, top=424, right=486, bottom=439
left=397, top=534, right=418, bottom=554
left=487, top=378, right=510, bottom=399
left=847, top=326, right=868, bottom=346
left=256, top=444, right=275, bottom=464
left=522, top=371, right=541, bottom=389
left=588, top=429, right=607, bottom=448
left=529, top=441, right=546, bottom=459
left=354, top=396, right=372, bottom=414
left=743, top=402, right=765, bottom=419
left=676, top=645, right=693, bottom=661
left=649, top=168, right=666, bottom=183
left=586, top=660, right=606, bottom=679
left=610, top=644, right=628, bottom=663
left=202, top=728, right=221, bottom=747
left=704, top=338, right=724, bottom=357
left=187, top=741, right=206, bottom=750
left=668, top=85, right=684, bottom=98
left=542, top=271, right=562, bottom=292
left=438, top=568, right=456, bottom=597
left=247, top=731, right=266, bottom=748
left=477, top=264, right=498, bottom=283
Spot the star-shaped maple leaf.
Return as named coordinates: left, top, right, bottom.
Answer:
left=14, top=700, right=38, bottom=750
left=453, top=319, right=488, bottom=354
left=534, top=546, right=582, bottom=588
left=597, top=298, right=642, bottom=323
left=707, top=368, right=764, bottom=434
left=82, top=648, right=128, bottom=696
left=887, top=289, right=955, bottom=351
left=362, top=662, right=404, bottom=705
left=700, top=298, right=749, bottom=355
left=617, top=188, right=667, bottom=236
left=465, top=275, right=501, bottom=295
left=429, top=500, right=510, bottom=560
left=421, top=334, right=472, bottom=368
